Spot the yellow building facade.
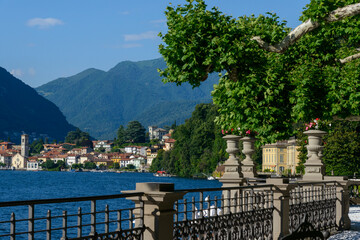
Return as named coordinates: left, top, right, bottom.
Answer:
left=262, top=138, right=300, bottom=174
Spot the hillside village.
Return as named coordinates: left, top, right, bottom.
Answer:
left=0, top=126, right=176, bottom=171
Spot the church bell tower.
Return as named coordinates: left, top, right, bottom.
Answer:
left=21, top=134, right=29, bottom=157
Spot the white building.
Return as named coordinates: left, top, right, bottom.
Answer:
left=93, top=140, right=113, bottom=152
left=148, top=126, right=168, bottom=140
left=66, top=155, right=79, bottom=166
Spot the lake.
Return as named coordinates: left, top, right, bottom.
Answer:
left=0, top=171, right=222, bottom=239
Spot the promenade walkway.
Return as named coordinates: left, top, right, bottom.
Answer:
left=330, top=206, right=360, bottom=239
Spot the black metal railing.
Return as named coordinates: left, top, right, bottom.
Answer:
left=289, top=181, right=337, bottom=234
left=173, top=185, right=274, bottom=239
left=0, top=192, right=145, bottom=240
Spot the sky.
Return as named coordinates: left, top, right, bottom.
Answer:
left=0, top=0, right=309, bottom=87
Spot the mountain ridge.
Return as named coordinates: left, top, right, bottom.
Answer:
left=0, top=67, right=76, bottom=142
left=36, top=58, right=217, bottom=139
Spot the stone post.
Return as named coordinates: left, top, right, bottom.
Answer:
left=266, top=178, right=291, bottom=239
left=324, top=176, right=351, bottom=230
left=241, top=136, right=258, bottom=179
left=303, top=130, right=327, bottom=181
left=219, top=135, right=244, bottom=187
left=123, top=183, right=185, bottom=240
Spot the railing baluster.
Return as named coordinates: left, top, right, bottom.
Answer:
left=10, top=213, right=15, bottom=240
left=174, top=201, right=178, bottom=222
left=46, top=210, right=51, bottom=240
left=28, top=204, right=35, bottom=240
left=199, top=192, right=203, bottom=218
left=90, top=200, right=96, bottom=235
left=77, top=207, right=82, bottom=238
left=139, top=200, right=144, bottom=228
left=214, top=196, right=218, bottom=216
left=130, top=209, right=134, bottom=230
left=105, top=205, right=109, bottom=234
left=62, top=210, right=67, bottom=239
left=184, top=199, right=187, bottom=221
left=192, top=197, right=195, bottom=220
left=117, top=210, right=122, bottom=231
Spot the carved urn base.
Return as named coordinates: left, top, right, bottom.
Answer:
left=219, top=135, right=244, bottom=187
left=303, top=130, right=327, bottom=181
left=241, top=136, right=258, bottom=179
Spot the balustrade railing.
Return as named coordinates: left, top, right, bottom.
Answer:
left=348, top=180, right=360, bottom=204
left=289, top=181, right=337, bottom=234
left=173, top=185, right=274, bottom=240
left=0, top=192, right=145, bottom=240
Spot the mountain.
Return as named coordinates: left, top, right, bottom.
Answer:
left=36, top=58, right=218, bottom=139
left=0, top=67, right=75, bottom=142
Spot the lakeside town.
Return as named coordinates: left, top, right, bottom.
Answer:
left=0, top=124, right=304, bottom=176
left=0, top=126, right=176, bottom=172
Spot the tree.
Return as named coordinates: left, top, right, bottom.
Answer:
left=30, top=139, right=44, bottom=155
left=65, top=128, right=91, bottom=145
left=42, top=159, right=56, bottom=170
left=125, top=121, right=146, bottom=143
left=150, top=103, right=227, bottom=177
left=116, top=125, right=126, bottom=145
left=159, top=0, right=360, bottom=144
left=84, top=161, right=97, bottom=169
left=323, top=121, right=360, bottom=176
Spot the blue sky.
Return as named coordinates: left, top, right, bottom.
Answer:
left=0, top=0, right=309, bottom=87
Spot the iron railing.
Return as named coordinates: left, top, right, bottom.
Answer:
left=0, top=192, right=145, bottom=240
left=173, top=185, right=274, bottom=239
left=289, top=181, right=337, bottom=234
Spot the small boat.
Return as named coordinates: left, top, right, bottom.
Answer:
left=154, top=171, right=170, bottom=177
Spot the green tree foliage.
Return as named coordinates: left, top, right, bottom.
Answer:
left=323, top=121, right=360, bottom=176
left=159, top=0, right=360, bottom=144
left=116, top=125, right=126, bottom=145
left=42, top=159, right=65, bottom=171
left=84, top=161, right=97, bottom=169
left=30, top=139, right=44, bottom=155
left=125, top=121, right=146, bottom=143
left=71, top=163, right=84, bottom=169
left=115, top=121, right=146, bottom=144
left=150, top=103, right=227, bottom=177
left=65, top=128, right=91, bottom=146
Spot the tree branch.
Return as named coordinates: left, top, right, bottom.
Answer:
left=251, top=3, right=360, bottom=54
left=340, top=49, right=360, bottom=63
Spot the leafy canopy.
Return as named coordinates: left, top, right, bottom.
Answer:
left=159, top=0, right=360, bottom=143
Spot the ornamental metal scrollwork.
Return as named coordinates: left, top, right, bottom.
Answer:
left=173, top=208, right=273, bottom=240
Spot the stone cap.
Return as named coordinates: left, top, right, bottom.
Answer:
left=135, top=182, right=174, bottom=192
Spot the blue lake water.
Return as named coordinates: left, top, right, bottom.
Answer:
left=0, top=171, right=222, bottom=239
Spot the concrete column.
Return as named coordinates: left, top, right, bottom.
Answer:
left=324, top=176, right=351, bottom=230
left=124, top=183, right=185, bottom=240
left=266, top=178, right=291, bottom=239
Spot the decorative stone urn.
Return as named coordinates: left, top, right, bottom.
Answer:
left=241, top=136, right=258, bottom=178
left=303, top=129, right=327, bottom=181
left=219, top=135, right=244, bottom=187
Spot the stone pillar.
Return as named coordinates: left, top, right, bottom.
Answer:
left=241, top=136, right=258, bottom=178
left=123, top=183, right=185, bottom=240
left=219, top=135, right=244, bottom=187
left=266, top=178, right=291, bottom=239
left=324, top=176, right=351, bottom=230
left=303, top=130, right=326, bottom=181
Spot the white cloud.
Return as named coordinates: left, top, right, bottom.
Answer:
left=122, top=43, right=143, bottom=48
left=27, top=18, right=63, bottom=29
left=10, top=69, right=23, bottom=78
left=28, top=68, right=36, bottom=76
left=124, top=31, right=158, bottom=41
